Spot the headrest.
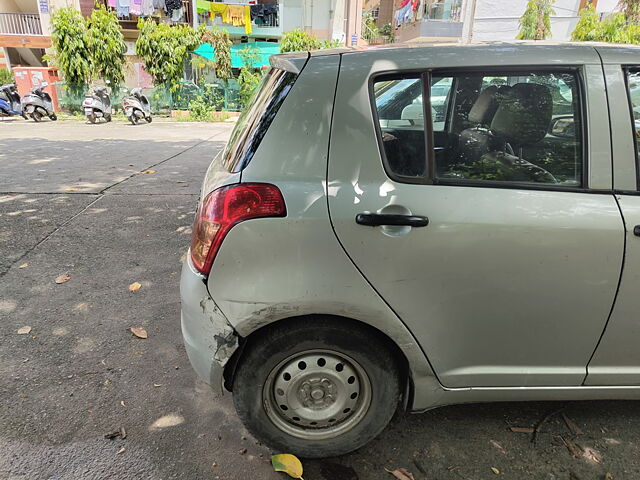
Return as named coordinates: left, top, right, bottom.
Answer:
left=468, top=85, right=502, bottom=125
left=490, top=83, right=552, bottom=146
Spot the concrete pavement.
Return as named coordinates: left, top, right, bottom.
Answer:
left=1, top=120, right=640, bottom=480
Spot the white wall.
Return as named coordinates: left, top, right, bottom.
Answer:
left=282, top=0, right=347, bottom=41
left=468, top=0, right=619, bottom=42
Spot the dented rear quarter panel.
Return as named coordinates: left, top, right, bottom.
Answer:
left=205, top=54, right=438, bottom=409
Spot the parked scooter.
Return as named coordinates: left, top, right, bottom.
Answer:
left=0, top=84, right=27, bottom=119
left=21, top=82, right=57, bottom=122
left=123, top=88, right=152, bottom=125
left=83, top=86, right=112, bottom=124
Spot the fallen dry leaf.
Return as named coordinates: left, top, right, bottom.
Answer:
left=153, top=383, right=162, bottom=387
left=384, top=467, right=414, bottom=480
left=18, top=263, right=28, bottom=269
left=176, top=180, right=186, bottom=184
left=491, top=466, right=500, bottom=475
left=490, top=439, right=507, bottom=454
left=55, top=273, right=71, bottom=284
left=559, top=435, right=584, bottom=458
left=128, top=282, right=142, bottom=292
left=510, top=426, right=534, bottom=434
left=562, top=413, right=585, bottom=435
left=17, top=326, right=32, bottom=335
left=271, top=454, right=304, bottom=479
left=129, top=327, right=147, bottom=339
left=120, top=400, right=126, bottom=407
left=605, top=473, right=614, bottom=480
left=141, top=169, right=156, bottom=174
left=117, top=447, right=126, bottom=455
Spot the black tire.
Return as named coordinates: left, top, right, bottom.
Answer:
left=145, top=115, right=152, bottom=123
left=232, top=317, right=401, bottom=458
left=49, top=113, right=57, bottom=121
left=87, top=114, right=96, bottom=124
left=129, top=115, right=139, bottom=125
left=32, top=111, right=42, bottom=122
left=105, top=113, right=112, bottom=122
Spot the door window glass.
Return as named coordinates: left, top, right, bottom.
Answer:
left=373, top=76, right=426, bottom=178
left=436, top=71, right=583, bottom=186
left=626, top=70, right=640, bottom=161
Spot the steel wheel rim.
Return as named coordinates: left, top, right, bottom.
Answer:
left=262, top=349, right=372, bottom=440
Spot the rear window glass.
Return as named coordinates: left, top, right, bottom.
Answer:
left=223, top=68, right=297, bottom=173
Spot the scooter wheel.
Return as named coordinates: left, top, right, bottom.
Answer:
left=145, top=116, right=152, bottom=123
left=49, top=114, right=57, bottom=121
left=21, top=113, right=28, bottom=120
left=129, top=115, right=139, bottom=125
left=105, top=114, right=112, bottom=122
left=88, top=114, right=96, bottom=124
left=32, top=111, right=42, bottom=122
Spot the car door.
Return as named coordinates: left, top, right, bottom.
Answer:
left=586, top=49, right=640, bottom=386
left=328, top=45, right=624, bottom=388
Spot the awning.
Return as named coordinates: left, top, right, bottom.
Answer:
left=193, top=41, right=280, bottom=69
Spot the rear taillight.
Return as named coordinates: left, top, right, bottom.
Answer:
left=190, top=183, right=286, bottom=275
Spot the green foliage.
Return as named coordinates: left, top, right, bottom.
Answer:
left=187, top=96, right=214, bottom=120
left=280, top=28, right=322, bottom=52
left=517, top=0, right=555, bottom=40
left=237, top=45, right=263, bottom=108
left=571, top=5, right=601, bottom=41
left=380, top=22, right=395, bottom=42
left=202, top=28, right=233, bottom=81
left=86, top=5, right=126, bottom=87
left=362, top=11, right=379, bottom=41
left=571, top=7, right=640, bottom=44
left=619, top=0, right=640, bottom=22
left=48, top=7, right=91, bottom=96
left=0, top=69, right=14, bottom=85
left=135, top=19, right=204, bottom=89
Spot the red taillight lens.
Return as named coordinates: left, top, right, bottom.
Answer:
left=190, top=183, right=286, bottom=274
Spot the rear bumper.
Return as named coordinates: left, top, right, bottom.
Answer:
left=180, top=254, right=239, bottom=393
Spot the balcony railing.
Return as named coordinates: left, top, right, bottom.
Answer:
left=0, top=12, right=43, bottom=36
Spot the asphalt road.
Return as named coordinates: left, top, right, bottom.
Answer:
left=1, top=119, right=640, bottom=480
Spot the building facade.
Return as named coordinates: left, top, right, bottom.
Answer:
left=389, top=0, right=619, bottom=44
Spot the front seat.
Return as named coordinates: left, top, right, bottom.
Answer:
left=457, top=85, right=509, bottom=164
left=477, top=83, right=557, bottom=184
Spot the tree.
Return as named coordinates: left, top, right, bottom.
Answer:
left=201, top=28, right=232, bottom=81
left=135, top=19, right=204, bottom=89
left=571, top=5, right=601, bottom=41
left=86, top=4, right=126, bottom=87
left=238, top=45, right=263, bottom=108
left=619, top=0, right=640, bottom=22
left=47, top=7, right=91, bottom=96
left=0, top=69, right=14, bottom=85
left=280, top=28, right=322, bottom=52
left=517, top=0, right=555, bottom=40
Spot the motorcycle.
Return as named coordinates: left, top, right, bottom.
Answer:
left=0, top=84, right=27, bottom=119
left=83, top=86, right=112, bottom=124
left=123, top=88, right=152, bottom=125
left=21, top=82, right=57, bottom=122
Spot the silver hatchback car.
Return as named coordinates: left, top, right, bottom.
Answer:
left=181, top=42, right=640, bottom=458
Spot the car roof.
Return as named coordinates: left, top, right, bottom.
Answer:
left=271, top=42, right=640, bottom=73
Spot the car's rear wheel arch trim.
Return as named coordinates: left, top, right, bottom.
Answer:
left=222, top=314, right=413, bottom=408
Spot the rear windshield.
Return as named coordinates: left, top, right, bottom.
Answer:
left=223, top=68, right=297, bottom=172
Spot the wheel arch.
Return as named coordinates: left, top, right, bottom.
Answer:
left=223, top=313, right=415, bottom=409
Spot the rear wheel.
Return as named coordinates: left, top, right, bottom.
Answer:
left=87, top=113, right=96, bottom=124
left=32, top=111, right=42, bottom=122
left=145, top=115, right=152, bottom=123
left=232, top=318, right=401, bottom=458
left=49, top=113, right=57, bottom=121
left=105, top=113, right=112, bottom=122
left=129, top=114, right=139, bottom=125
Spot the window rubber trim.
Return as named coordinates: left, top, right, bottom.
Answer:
left=368, top=65, right=590, bottom=191
left=621, top=66, right=640, bottom=191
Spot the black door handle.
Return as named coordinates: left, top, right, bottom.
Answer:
left=355, top=213, right=429, bottom=227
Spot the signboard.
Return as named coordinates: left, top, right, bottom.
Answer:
left=39, top=0, right=49, bottom=14
left=351, top=34, right=358, bottom=46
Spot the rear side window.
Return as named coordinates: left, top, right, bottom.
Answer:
left=223, top=68, right=297, bottom=173
left=373, top=70, right=583, bottom=187
left=626, top=69, right=640, bottom=162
